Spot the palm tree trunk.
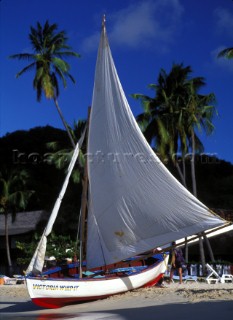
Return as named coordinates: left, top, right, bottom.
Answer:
left=191, top=130, right=197, bottom=197
left=177, top=157, right=189, bottom=263
left=184, top=238, right=188, bottom=263
left=203, top=233, right=215, bottom=262
left=175, top=157, right=190, bottom=263
left=191, top=130, right=207, bottom=273
left=198, top=233, right=206, bottom=275
left=182, top=156, right=186, bottom=187
left=180, top=156, right=189, bottom=262
left=54, top=98, right=76, bottom=149
left=5, top=212, right=12, bottom=268
left=190, top=129, right=215, bottom=269
left=175, top=161, right=187, bottom=187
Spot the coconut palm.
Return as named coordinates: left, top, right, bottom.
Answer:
left=183, top=82, right=216, bottom=197
left=46, top=119, right=87, bottom=182
left=181, top=81, right=217, bottom=270
left=218, top=47, right=233, bottom=59
left=132, top=64, right=205, bottom=184
left=9, top=21, right=80, bottom=148
left=133, top=63, right=218, bottom=270
left=0, top=168, right=34, bottom=270
left=45, top=119, right=87, bottom=258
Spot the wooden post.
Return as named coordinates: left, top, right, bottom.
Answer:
left=79, top=107, right=91, bottom=278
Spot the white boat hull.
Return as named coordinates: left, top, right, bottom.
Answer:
left=26, top=256, right=168, bottom=308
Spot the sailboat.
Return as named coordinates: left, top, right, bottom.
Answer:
left=25, top=17, right=228, bottom=309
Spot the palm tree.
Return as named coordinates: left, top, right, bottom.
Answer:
left=0, top=168, right=34, bottom=271
left=183, top=82, right=216, bottom=197
left=218, top=47, right=233, bottom=59
left=133, top=63, right=218, bottom=270
left=132, top=64, right=205, bottom=184
left=9, top=21, right=80, bottom=149
left=182, top=81, right=217, bottom=270
left=45, top=118, right=87, bottom=262
left=46, top=119, right=87, bottom=182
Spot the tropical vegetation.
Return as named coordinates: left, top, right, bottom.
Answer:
left=9, top=20, right=80, bottom=149
left=16, top=232, right=78, bottom=266
left=46, top=119, right=87, bottom=184
left=132, top=63, right=216, bottom=189
left=0, top=168, right=34, bottom=270
left=0, top=126, right=233, bottom=272
left=132, top=63, right=218, bottom=272
left=218, top=47, right=233, bottom=59
left=3, top=20, right=232, bottom=274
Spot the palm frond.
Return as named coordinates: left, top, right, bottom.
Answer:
left=55, top=51, right=81, bottom=58
left=15, top=62, right=36, bottom=78
left=218, top=47, right=233, bottom=59
left=52, top=57, right=70, bottom=72
left=9, top=53, right=35, bottom=60
left=46, top=141, right=61, bottom=151
left=67, top=73, right=76, bottom=84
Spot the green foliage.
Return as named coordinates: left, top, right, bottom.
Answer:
left=9, top=20, right=81, bottom=148
left=218, top=47, right=233, bottom=59
left=0, top=168, right=34, bottom=216
left=9, top=20, right=80, bottom=101
left=0, top=167, right=35, bottom=267
left=1, top=125, right=233, bottom=264
left=45, top=119, right=87, bottom=184
left=46, top=232, right=78, bottom=260
left=0, top=126, right=76, bottom=211
left=0, top=126, right=84, bottom=239
left=15, top=238, right=37, bottom=265
left=16, top=232, right=78, bottom=265
left=132, top=63, right=217, bottom=163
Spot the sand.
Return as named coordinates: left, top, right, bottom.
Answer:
left=0, top=282, right=233, bottom=319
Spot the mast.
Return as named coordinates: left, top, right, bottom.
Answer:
left=79, top=16, right=106, bottom=275
left=85, top=14, right=227, bottom=270
left=102, top=14, right=106, bottom=29
left=79, top=106, right=91, bottom=277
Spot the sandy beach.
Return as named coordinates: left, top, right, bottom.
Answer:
left=0, top=281, right=233, bottom=320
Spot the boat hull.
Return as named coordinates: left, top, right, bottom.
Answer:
left=26, top=256, right=168, bottom=308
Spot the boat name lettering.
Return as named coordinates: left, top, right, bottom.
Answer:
left=32, top=284, right=79, bottom=291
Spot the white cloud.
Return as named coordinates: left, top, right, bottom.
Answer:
left=110, top=0, right=183, bottom=49
left=81, top=32, right=99, bottom=52
left=82, top=0, right=184, bottom=52
left=214, top=7, right=233, bottom=39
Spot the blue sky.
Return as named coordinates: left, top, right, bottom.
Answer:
left=0, top=0, right=233, bottom=164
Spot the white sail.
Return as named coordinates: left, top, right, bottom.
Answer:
left=86, top=21, right=226, bottom=269
left=26, top=129, right=86, bottom=274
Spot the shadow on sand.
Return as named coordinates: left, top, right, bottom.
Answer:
left=0, top=300, right=233, bottom=320
left=0, top=300, right=42, bottom=312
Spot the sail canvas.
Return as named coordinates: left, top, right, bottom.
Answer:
left=25, top=18, right=230, bottom=309
left=26, top=129, right=86, bottom=274
left=86, top=21, right=226, bottom=269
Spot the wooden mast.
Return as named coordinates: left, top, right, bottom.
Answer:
left=79, top=106, right=91, bottom=278
left=79, top=16, right=106, bottom=276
